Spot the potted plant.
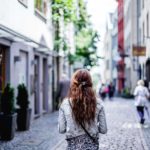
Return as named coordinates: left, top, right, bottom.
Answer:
left=0, top=83, right=17, bottom=140
left=121, top=87, right=134, bottom=99
left=16, top=84, right=32, bottom=131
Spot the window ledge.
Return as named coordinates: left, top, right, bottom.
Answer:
left=35, top=9, right=47, bottom=23
left=18, top=0, right=28, bottom=8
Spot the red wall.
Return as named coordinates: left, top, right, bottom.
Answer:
left=117, top=0, right=125, bottom=93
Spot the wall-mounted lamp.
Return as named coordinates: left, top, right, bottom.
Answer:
left=14, top=56, right=21, bottom=63
left=48, top=64, right=53, bottom=69
left=31, top=60, right=37, bottom=66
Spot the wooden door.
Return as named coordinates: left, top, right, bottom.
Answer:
left=0, top=46, right=5, bottom=96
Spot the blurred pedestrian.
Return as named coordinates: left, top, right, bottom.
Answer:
left=56, top=73, right=70, bottom=109
left=58, top=69, right=107, bottom=150
left=99, top=83, right=106, bottom=100
left=133, top=79, right=150, bottom=124
left=108, top=82, right=115, bottom=100
left=144, top=79, right=150, bottom=102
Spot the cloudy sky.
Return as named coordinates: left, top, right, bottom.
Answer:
left=87, top=0, right=117, bottom=80
left=87, top=0, right=117, bottom=54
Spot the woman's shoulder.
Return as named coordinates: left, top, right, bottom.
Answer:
left=60, top=98, right=70, bottom=108
left=96, top=98, right=104, bottom=110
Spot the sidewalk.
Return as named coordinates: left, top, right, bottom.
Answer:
left=0, top=111, right=65, bottom=150
left=0, top=97, right=150, bottom=150
left=54, top=98, right=150, bottom=150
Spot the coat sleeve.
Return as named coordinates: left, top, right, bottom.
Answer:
left=58, top=108, right=66, bottom=133
left=97, top=106, right=107, bottom=134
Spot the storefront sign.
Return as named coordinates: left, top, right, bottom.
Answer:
left=132, top=46, right=146, bottom=56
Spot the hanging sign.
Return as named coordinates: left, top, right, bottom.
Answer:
left=132, top=46, right=146, bottom=56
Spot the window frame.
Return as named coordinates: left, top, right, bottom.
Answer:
left=34, top=0, right=48, bottom=22
left=18, top=0, right=28, bottom=8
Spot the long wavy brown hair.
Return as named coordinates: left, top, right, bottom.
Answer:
left=68, top=69, right=96, bottom=126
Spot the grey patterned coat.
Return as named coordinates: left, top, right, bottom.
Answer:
left=58, top=98, right=107, bottom=139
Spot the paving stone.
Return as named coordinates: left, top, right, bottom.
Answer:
left=0, top=111, right=64, bottom=150
left=0, top=98, right=150, bottom=150
left=54, top=98, right=150, bottom=150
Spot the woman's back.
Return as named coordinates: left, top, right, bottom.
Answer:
left=58, top=98, right=107, bottom=139
left=58, top=69, right=107, bottom=150
left=134, top=85, right=149, bottom=97
left=134, top=85, right=149, bottom=106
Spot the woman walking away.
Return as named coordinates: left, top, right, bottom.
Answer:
left=58, top=69, right=107, bottom=150
left=134, top=80, right=150, bottom=124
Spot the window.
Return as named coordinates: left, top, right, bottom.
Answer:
left=142, top=0, right=144, bottom=9
left=147, top=13, right=149, bottom=37
left=139, top=28, right=141, bottom=45
left=143, top=22, right=145, bottom=44
left=106, top=60, right=109, bottom=70
left=35, top=0, right=47, bottom=15
left=18, top=0, right=28, bottom=7
left=137, top=0, right=141, bottom=17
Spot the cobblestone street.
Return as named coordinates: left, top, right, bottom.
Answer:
left=0, top=97, right=150, bottom=150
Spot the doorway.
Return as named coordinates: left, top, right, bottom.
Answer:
left=42, top=58, right=48, bottom=111
left=52, top=56, right=60, bottom=111
left=34, top=56, right=40, bottom=116
left=146, top=58, right=150, bottom=87
left=0, top=45, right=6, bottom=97
left=19, top=51, right=28, bottom=86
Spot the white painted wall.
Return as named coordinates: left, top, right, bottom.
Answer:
left=103, top=26, right=112, bottom=83
left=139, top=0, right=150, bottom=77
left=123, top=0, right=139, bottom=92
left=0, top=0, right=53, bottom=118
left=0, top=0, right=53, bottom=49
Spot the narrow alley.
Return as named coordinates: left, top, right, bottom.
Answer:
left=0, top=98, right=150, bottom=150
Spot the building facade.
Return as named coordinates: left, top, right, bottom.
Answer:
left=103, top=19, right=113, bottom=84
left=103, top=9, right=118, bottom=92
left=111, top=9, right=118, bottom=92
left=138, top=0, right=150, bottom=88
left=123, top=0, right=139, bottom=92
left=0, top=0, right=53, bottom=119
left=119, top=0, right=150, bottom=92
left=117, top=0, right=125, bottom=93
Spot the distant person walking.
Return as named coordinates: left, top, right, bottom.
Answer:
left=144, top=79, right=150, bottom=101
left=108, top=82, right=115, bottom=100
left=134, top=79, right=150, bottom=124
left=56, top=73, right=70, bottom=109
left=58, top=69, right=107, bottom=150
left=99, top=83, right=106, bottom=100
